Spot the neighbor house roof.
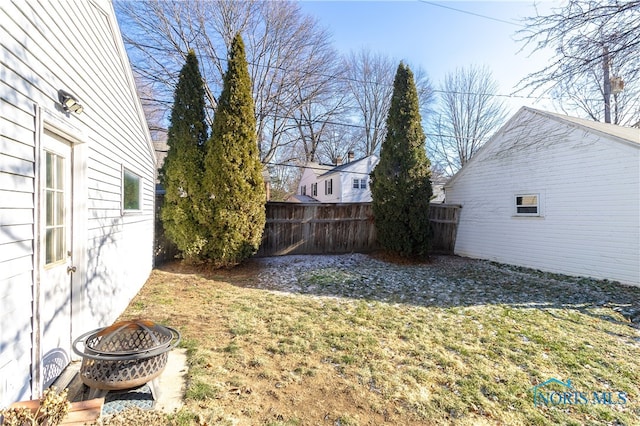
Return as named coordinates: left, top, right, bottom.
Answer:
left=286, top=194, right=320, bottom=203
left=320, top=155, right=379, bottom=177
left=303, top=162, right=334, bottom=177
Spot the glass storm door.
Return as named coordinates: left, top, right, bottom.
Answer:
left=40, top=130, right=73, bottom=388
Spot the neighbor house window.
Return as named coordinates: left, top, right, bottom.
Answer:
left=311, top=182, right=317, bottom=196
left=515, top=194, right=539, bottom=216
left=353, top=178, right=367, bottom=189
left=123, top=168, right=141, bottom=211
left=325, top=179, right=333, bottom=195
left=301, top=185, right=306, bottom=196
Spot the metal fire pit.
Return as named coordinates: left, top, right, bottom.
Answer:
left=72, top=320, right=180, bottom=391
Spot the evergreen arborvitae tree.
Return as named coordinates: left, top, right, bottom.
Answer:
left=161, top=50, right=209, bottom=260
left=201, top=33, right=266, bottom=266
left=370, top=63, right=433, bottom=258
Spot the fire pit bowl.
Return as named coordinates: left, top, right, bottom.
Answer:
left=72, top=320, right=180, bottom=391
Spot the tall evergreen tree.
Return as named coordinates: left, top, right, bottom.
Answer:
left=201, top=33, right=266, bottom=266
left=370, top=63, right=433, bottom=258
left=161, top=50, right=209, bottom=260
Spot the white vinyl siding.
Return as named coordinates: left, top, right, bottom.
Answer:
left=446, top=108, right=640, bottom=286
left=0, top=0, right=155, bottom=404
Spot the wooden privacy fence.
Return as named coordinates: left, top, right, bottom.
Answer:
left=428, top=203, right=461, bottom=254
left=256, top=202, right=461, bottom=257
left=154, top=194, right=179, bottom=265
left=256, top=202, right=377, bottom=256
left=154, top=199, right=461, bottom=263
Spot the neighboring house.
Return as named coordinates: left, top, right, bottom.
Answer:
left=445, top=107, right=640, bottom=286
left=296, top=154, right=379, bottom=203
left=152, top=127, right=169, bottom=179
left=1, top=0, right=156, bottom=406
left=431, top=177, right=447, bottom=203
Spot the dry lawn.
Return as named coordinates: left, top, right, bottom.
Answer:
left=115, top=254, right=640, bottom=426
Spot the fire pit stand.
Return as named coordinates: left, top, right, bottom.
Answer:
left=72, top=320, right=180, bottom=399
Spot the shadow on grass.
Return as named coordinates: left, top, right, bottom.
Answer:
left=156, top=253, right=640, bottom=330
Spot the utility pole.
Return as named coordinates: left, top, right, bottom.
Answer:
left=602, top=46, right=612, bottom=123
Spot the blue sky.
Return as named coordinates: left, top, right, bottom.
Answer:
left=298, top=1, right=555, bottom=114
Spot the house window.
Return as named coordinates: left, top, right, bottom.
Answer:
left=353, top=178, right=359, bottom=189
left=515, top=194, right=539, bottom=216
left=123, top=168, right=141, bottom=211
left=311, top=182, right=317, bottom=196
left=325, top=179, right=333, bottom=195
left=301, top=185, right=306, bottom=196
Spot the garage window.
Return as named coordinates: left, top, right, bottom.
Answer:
left=515, top=194, right=539, bottom=216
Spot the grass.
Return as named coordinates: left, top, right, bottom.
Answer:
left=117, top=254, right=640, bottom=425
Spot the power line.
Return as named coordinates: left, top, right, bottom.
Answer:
left=418, top=1, right=524, bottom=27
left=131, top=42, right=549, bottom=103
left=196, top=50, right=548, bottom=101
left=146, top=99, right=496, bottom=141
left=264, top=161, right=372, bottom=176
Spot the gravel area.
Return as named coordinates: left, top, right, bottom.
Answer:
left=247, top=253, right=640, bottom=326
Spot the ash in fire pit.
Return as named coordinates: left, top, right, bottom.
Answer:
left=73, top=320, right=180, bottom=392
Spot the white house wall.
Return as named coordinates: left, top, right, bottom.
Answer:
left=339, top=173, right=372, bottom=203
left=0, top=0, right=155, bottom=405
left=446, top=109, right=640, bottom=286
left=298, top=163, right=330, bottom=200
left=317, top=175, right=340, bottom=203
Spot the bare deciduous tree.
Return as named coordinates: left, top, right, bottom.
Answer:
left=343, top=50, right=395, bottom=157
left=315, top=123, right=359, bottom=166
left=344, top=49, right=434, bottom=156
left=516, top=0, right=640, bottom=124
left=428, top=65, right=507, bottom=175
left=116, top=0, right=340, bottom=165
left=288, top=45, right=351, bottom=163
left=133, top=73, right=170, bottom=172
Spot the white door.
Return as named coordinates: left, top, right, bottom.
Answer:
left=40, top=130, right=74, bottom=388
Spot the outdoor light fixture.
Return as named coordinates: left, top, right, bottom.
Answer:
left=58, top=89, right=84, bottom=114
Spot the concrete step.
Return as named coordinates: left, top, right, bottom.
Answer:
left=50, top=361, right=85, bottom=402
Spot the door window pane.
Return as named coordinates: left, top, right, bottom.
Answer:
left=45, top=228, right=54, bottom=264
left=56, top=156, right=64, bottom=190
left=46, top=191, right=54, bottom=226
left=46, top=153, right=53, bottom=188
